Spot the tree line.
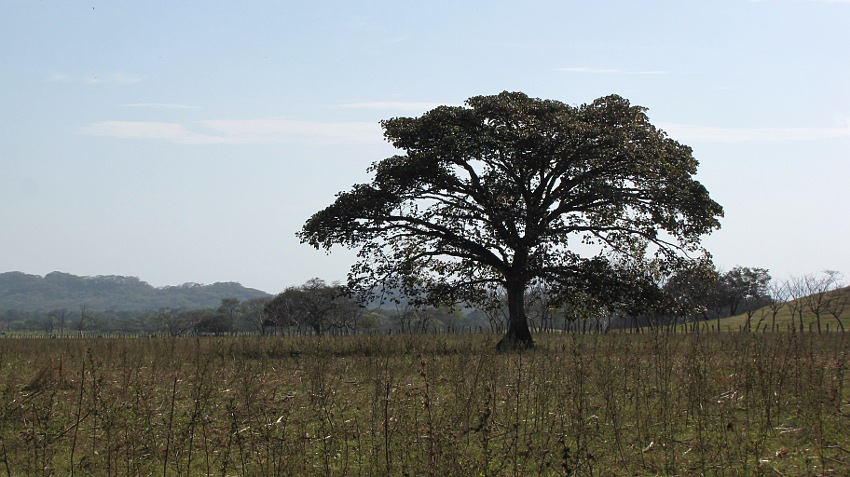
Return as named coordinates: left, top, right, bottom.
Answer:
left=1, top=268, right=845, bottom=336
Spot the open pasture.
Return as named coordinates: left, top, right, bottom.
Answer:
left=0, top=332, right=848, bottom=476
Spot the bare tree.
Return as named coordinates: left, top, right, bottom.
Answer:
left=239, top=297, right=271, bottom=334
left=784, top=276, right=808, bottom=333
left=825, top=285, right=848, bottom=332
left=77, top=304, right=88, bottom=337
left=48, top=308, right=70, bottom=337
left=412, top=308, right=437, bottom=333
left=763, top=281, right=789, bottom=332
left=217, top=298, right=240, bottom=334
left=330, top=294, right=367, bottom=333
left=479, top=290, right=508, bottom=333
left=393, top=305, right=453, bottom=333
left=803, top=271, right=844, bottom=333
left=525, top=281, right=557, bottom=333
left=393, top=309, right=415, bottom=333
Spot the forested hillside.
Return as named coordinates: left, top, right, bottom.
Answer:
left=0, top=271, right=270, bottom=312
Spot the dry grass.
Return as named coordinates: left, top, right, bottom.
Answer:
left=0, top=332, right=848, bottom=476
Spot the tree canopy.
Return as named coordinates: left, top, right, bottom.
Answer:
left=263, top=278, right=364, bottom=335
left=299, top=92, right=723, bottom=348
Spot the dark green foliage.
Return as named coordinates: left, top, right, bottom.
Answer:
left=263, top=278, right=365, bottom=335
left=300, top=92, right=723, bottom=348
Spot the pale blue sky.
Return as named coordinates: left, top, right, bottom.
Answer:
left=2, top=1, right=848, bottom=293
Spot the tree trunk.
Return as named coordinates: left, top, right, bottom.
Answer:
left=497, top=279, right=534, bottom=351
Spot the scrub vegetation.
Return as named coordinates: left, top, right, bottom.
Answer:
left=1, top=332, right=848, bottom=476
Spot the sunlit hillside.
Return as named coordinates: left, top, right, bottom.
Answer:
left=720, top=285, right=850, bottom=332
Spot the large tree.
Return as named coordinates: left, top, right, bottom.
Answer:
left=299, top=92, right=723, bottom=348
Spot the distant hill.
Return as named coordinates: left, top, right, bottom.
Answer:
left=0, top=271, right=271, bottom=312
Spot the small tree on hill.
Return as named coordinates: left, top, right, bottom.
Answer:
left=721, top=267, right=771, bottom=319
left=825, top=286, right=847, bottom=332
left=804, top=271, right=845, bottom=333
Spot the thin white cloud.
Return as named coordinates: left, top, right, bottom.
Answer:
left=559, top=66, right=671, bottom=75
left=47, top=71, right=142, bottom=85
left=80, top=119, right=382, bottom=145
left=80, top=121, right=204, bottom=143
left=92, top=73, right=142, bottom=85
left=753, top=0, right=850, bottom=3
left=121, top=103, right=199, bottom=110
left=383, top=36, right=410, bottom=45
left=659, top=120, right=850, bottom=143
left=340, top=101, right=456, bottom=111
left=47, top=72, right=73, bottom=83
left=201, top=119, right=379, bottom=143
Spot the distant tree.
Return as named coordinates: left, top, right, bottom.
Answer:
left=47, top=308, right=70, bottom=337
left=332, top=291, right=367, bottom=332
left=599, top=260, right=671, bottom=332
left=194, top=313, right=232, bottom=334
left=662, top=258, right=723, bottom=324
left=217, top=298, right=240, bottom=333
left=824, top=284, right=847, bottom=333
left=803, top=271, right=845, bottom=333
left=262, top=290, right=297, bottom=332
left=77, top=304, right=88, bottom=337
left=784, top=276, right=808, bottom=333
left=156, top=307, right=187, bottom=336
left=263, top=278, right=363, bottom=335
left=180, top=309, right=215, bottom=335
left=438, top=307, right=467, bottom=332
left=525, top=280, right=558, bottom=333
left=478, top=289, right=508, bottom=334
left=763, top=281, right=788, bottom=332
left=299, top=92, right=723, bottom=349
left=389, top=286, right=435, bottom=333
left=392, top=305, right=417, bottom=333
left=411, top=307, right=439, bottom=333
left=558, top=290, right=606, bottom=333
left=357, top=311, right=382, bottom=331
left=239, top=297, right=272, bottom=333
left=721, top=267, right=771, bottom=320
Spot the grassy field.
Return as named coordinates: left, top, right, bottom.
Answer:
left=0, top=332, right=848, bottom=476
